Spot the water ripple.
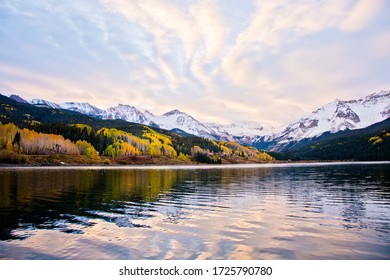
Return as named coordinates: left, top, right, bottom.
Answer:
left=1, top=163, right=389, bottom=259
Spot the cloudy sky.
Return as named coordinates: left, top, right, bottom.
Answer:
left=0, top=0, right=389, bottom=127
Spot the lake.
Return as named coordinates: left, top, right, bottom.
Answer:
left=0, top=162, right=389, bottom=259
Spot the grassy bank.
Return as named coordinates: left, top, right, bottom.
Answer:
left=0, top=150, right=277, bottom=166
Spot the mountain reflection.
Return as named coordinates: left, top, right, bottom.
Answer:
left=0, top=164, right=389, bottom=259
left=0, top=168, right=186, bottom=240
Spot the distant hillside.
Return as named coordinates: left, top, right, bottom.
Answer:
left=270, top=118, right=390, bottom=161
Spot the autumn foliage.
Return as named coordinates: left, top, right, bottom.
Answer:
left=0, top=122, right=274, bottom=164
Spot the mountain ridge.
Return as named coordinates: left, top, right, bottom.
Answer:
left=268, top=117, right=390, bottom=161
left=8, top=90, right=390, bottom=151
left=252, top=90, right=390, bottom=151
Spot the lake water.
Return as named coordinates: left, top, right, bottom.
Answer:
left=0, top=163, right=389, bottom=260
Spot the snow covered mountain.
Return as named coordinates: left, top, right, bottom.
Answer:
left=253, top=90, right=390, bottom=151
left=28, top=98, right=219, bottom=139
left=101, top=104, right=150, bottom=125
left=31, top=99, right=61, bottom=109
left=207, top=121, right=271, bottom=144
left=60, top=102, right=104, bottom=116
left=9, top=94, right=30, bottom=104
left=7, top=90, right=389, bottom=151
left=146, top=109, right=219, bottom=139
left=207, top=121, right=267, bottom=137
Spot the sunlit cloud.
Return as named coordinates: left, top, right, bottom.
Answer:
left=0, top=0, right=389, bottom=127
left=340, top=0, right=386, bottom=32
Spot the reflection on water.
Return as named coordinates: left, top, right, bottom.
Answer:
left=0, top=163, right=389, bottom=259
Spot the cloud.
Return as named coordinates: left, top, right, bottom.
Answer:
left=0, top=0, right=389, bottom=127
left=340, top=0, right=386, bottom=32
left=220, top=0, right=352, bottom=89
left=372, top=30, right=390, bottom=58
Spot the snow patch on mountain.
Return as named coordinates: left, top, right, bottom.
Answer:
left=208, top=121, right=269, bottom=137
left=207, top=121, right=272, bottom=144
left=60, top=102, right=104, bottom=116
left=31, top=99, right=61, bottom=109
left=102, top=104, right=150, bottom=125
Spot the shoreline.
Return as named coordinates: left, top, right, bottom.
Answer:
left=1, top=153, right=389, bottom=169
left=0, top=153, right=276, bottom=167
left=1, top=160, right=389, bottom=170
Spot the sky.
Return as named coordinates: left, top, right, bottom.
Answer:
left=0, top=0, right=389, bottom=127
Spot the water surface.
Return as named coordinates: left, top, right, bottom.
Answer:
left=0, top=163, right=389, bottom=259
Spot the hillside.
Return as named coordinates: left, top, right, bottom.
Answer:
left=270, top=118, right=390, bottom=161
left=0, top=94, right=273, bottom=165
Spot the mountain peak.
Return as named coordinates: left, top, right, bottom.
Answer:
left=103, top=104, right=147, bottom=124
left=144, top=110, right=154, bottom=115
left=9, top=94, right=30, bottom=104
left=163, top=109, right=183, bottom=116
left=117, top=104, right=136, bottom=109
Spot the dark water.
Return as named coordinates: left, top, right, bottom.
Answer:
left=0, top=163, right=389, bottom=260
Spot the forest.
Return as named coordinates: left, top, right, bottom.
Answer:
left=0, top=121, right=273, bottom=165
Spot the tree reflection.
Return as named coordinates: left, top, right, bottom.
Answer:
left=0, top=168, right=185, bottom=240
left=0, top=164, right=389, bottom=243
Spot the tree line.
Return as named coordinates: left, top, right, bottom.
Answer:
left=0, top=122, right=273, bottom=163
